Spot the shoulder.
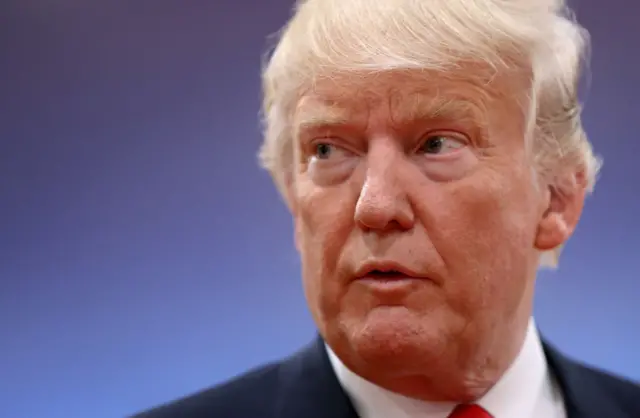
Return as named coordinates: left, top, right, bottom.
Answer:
left=130, top=338, right=344, bottom=418
left=571, top=361, right=640, bottom=412
left=544, top=340, right=640, bottom=416
left=131, top=361, right=282, bottom=418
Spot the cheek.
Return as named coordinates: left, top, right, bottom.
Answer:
left=296, top=185, right=352, bottom=259
left=295, top=180, right=356, bottom=311
left=419, top=166, right=537, bottom=312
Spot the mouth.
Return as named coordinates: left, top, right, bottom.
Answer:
left=355, top=267, right=426, bottom=295
left=353, top=261, right=436, bottom=294
left=362, top=269, right=412, bottom=280
left=355, top=261, right=427, bottom=282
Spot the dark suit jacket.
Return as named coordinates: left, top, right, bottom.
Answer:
left=133, top=336, right=640, bottom=418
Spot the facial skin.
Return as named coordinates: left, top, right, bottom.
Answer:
left=288, top=70, right=586, bottom=402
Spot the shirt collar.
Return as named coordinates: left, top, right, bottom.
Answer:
left=326, top=318, right=551, bottom=418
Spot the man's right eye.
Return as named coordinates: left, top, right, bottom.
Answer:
left=314, top=143, right=334, bottom=159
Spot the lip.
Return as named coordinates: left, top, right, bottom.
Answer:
left=356, top=277, right=421, bottom=295
left=354, top=260, right=428, bottom=281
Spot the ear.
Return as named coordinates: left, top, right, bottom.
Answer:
left=534, top=172, right=587, bottom=252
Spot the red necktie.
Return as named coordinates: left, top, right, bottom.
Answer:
left=448, top=404, right=493, bottom=418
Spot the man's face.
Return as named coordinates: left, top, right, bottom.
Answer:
left=289, top=70, right=578, bottom=398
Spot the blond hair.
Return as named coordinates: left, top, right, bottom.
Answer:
left=258, top=0, right=601, bottom=268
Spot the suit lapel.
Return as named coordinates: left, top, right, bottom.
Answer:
left=543, top=340, right=627, bottom=418
left=276, top=336, right=359, bottom=418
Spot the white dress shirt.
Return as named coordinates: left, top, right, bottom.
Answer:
left=326, top=319, right=567, bottom=418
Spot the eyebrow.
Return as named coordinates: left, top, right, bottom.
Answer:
left=293, top=105, right=354, bottom=139
left=390, top=94, right=483, bottom=127
left=294, top=94, right=485, bottom=136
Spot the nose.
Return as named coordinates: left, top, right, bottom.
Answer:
left=354, top=143, right=415, bottom=232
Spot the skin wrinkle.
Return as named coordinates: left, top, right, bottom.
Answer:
left=294, top=66, right=526, bottom=165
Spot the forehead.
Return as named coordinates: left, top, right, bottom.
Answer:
left=293, top=69, right=526, bottom=131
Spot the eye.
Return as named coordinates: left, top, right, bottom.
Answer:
left=418, top=134, right=465, bottom=155
left=314, top=143, right=334, bottom=160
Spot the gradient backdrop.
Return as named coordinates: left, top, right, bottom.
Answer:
left=1, top=1, right=639, bottom=417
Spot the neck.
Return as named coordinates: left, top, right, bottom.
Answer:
left=393, top=322, right=530, bottom=402
left=336, top=315, right=533, bottom=403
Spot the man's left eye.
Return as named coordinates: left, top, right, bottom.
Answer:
left=418, top=135, right=465, bottom=155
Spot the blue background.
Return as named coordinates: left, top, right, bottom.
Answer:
left=1, top=1, right=638, bottom=417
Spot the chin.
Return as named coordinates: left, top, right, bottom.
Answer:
left=339, top=306, right=449, bottom=372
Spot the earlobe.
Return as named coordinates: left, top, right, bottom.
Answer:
left=534, top=174, right=586, bottom=252
left=535, top=211, right=570, bottom=251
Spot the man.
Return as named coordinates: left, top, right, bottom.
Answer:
left=135, top=0, right=640, bottom=417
